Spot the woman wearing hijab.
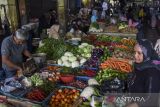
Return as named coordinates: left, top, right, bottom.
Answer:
left=128, top=39, right=160, bottom=107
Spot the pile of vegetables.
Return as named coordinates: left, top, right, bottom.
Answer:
left=119, top=27, right=138, bottom=34
left=39, top=80, right=57, bottom=95
left=49, top=88, right=80, bottom=107
left=57, top=52, right=87, bottom=68
left=66, top=80, right=87, bottom=89
left=37, top=38, right=67, bottom=60
left=84, top=48, right=103, bottom=68
left=81, top=69, right=97, bottom=77
left=97, top=35, right=122, bottom=43
left=40, top=66, right=61, bottom=82
left=89, top=22, right=103, bottom=32
left=120, top=38, right=136, bottom=47
left=100, top=58, right=132, bottom=73
left=29, top=73, right=44, bottom=86
left=96, top=68, right=127, bottom=83
left=46, top=66, right=60, bottom=71
left=104, top=25, right=119, bottom=33
left=47, top=71, right=61, bottom=82
left=114, top=44, right=133, bottom=52
left=78, top=43, right=94, bottom=58
left=112, top=49, right=134, bottom=60
left=100, top=47, right=112, bottom=63
left=26, top=89, right=46, bottom=101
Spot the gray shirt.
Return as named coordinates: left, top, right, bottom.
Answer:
left=1, top=36, right=27, bottom=78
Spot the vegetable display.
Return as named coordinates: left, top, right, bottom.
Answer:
left=81, top=69, right=97, bottom=77
left=49, top=88, right=80, bottom=107
left=112, top=49, right=134, bottom=60
left=26, top=89, right=46, bottom=101
left=119, top=27, right=138, bottom=34
left=121, top=38, right=136, bottom=47
left=104, top=25, right=119, bottom=33
left=78, top=43, right=94, bottom=58
left=37, top=38, right=67, bottom=60
left=100, top=58, right=132, bottom=73
left=89, top=22, right=103, bottom=32
left=57, top=52, right=87, bottom=68
left=39, top=80, right=57, bottom=95
left=84, top=48, right=103, bottom=68
left=29, top=73, right=44, bottom=86
left=66, top=80, right=87, bottom=89
left=96, top=68, right=127, bottom=83
left=96, top=35, right=122, bottom=43
left=100, top=47, right=112, bottom=63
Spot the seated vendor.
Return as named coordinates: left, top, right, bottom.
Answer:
left=1, top=29, right=32, bottom=78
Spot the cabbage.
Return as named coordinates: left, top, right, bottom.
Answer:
left=64, top=52, right=73, bottom=57
left=63, top=61, right=71, bottom=67
left=86, top=54, right=91, bottom=58
left=71, top=61, right=80, bottom=68
left=61, top=56, right=68, bottom=61
left=58, top=59, right=63, bottom=65
left=68, top=56, right=77, bottom=62
left=81, top=43, right=88, bottom=46
left=80, top=58, right=87, bottom=64
left=79, top=45, right=84, bottom=48
left=88, top=78, right=99, bottom=86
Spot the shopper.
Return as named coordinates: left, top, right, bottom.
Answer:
left=1, top=29, right=32, bottom=79
left=91, top=9, right=98, bottom=23
left=128, top=39, right=160, bottom=107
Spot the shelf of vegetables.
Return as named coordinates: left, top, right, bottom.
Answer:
left=0, top=34, right=137, bottom=107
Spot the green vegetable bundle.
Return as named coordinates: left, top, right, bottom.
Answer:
left=29, top=73, right=44, bottom=86
left=95, top=68, right=127, bottom=83
left=39, top=80, right=57, bottom=95
left=37, top=38, right=67, bottom=60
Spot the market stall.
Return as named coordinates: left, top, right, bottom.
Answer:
left=88, top=18, right=138, bottom=39
left=0, top=33, right=136, bottom=106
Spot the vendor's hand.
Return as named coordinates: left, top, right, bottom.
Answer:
left=17, top=67, right=24, bottom=77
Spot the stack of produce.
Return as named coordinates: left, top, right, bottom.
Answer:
left=100, top=47, right=112, bottom=63
left=37, top=38, right=67, bottom=60
left=40, top=66, right=61, bottom=82
left=112, top=49, right=134, bottom=60
left=81, top=69, right=97, bottom=77
left=119, top=27, right=138, bottom=34
left=97, top=34, right=122, bottom=43
left=89, top=22, right=103, bottom=32
left=49, top=88, right=80, bottom=107
left=96, top=68, right=127, bottom=83
left=46, top=66, right=60, bottom=71
left=66, top=80, right=87, bottom=89
left=100, top=58, right=132, bottom=73
left=84, top=48, right=103, bottom=68
left=114, top=44, right=133, bottom=52
left=29, top=73, right=44, bottom=86
left=39, top=80, right=57, bottom=95
left=57, top=52, right=87, bottom=68
left=120, top=38, right=136, bottom=47
left=104, top=25, right=119, bottom=33
left=78, top=43, right=94, bottom=58
left=26, top=89, right=46, bottom=101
